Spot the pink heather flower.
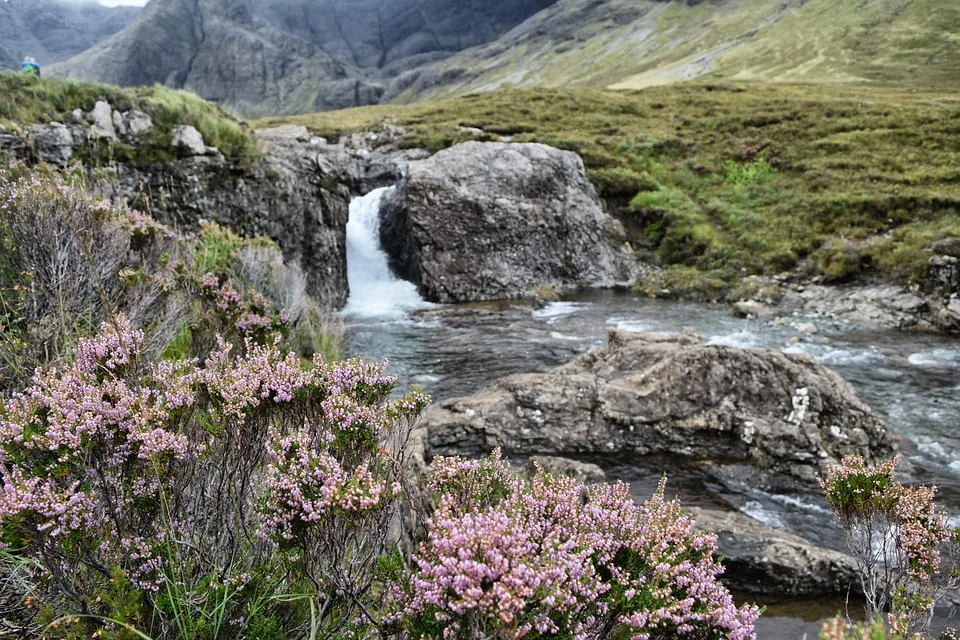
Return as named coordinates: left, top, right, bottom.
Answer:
left=401, top=451, right=759, bottom=640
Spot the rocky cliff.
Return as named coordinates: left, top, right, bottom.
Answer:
left=0, top=0, right=139, bottom=70
left=1, top=107, right=351, bottom=307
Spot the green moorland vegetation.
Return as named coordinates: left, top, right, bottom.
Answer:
left=257, top=82, right=960, bottom=297
left=0, top=73, right=257, bottom=164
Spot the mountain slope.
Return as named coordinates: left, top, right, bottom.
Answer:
left=391, top=0, right=960, bottom=102
left=50, top=0, right=559, bottom=117
left=0, top=0, right=140, bottom=70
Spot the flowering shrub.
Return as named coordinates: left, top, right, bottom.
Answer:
left=397, top=451, right=760, bottom=640
left=820, top=455, right=960, bottom=637
left=0, top=315, right=428, bottom=638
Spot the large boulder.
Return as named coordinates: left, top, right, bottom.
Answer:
left=424, top=331, right=895, bottom=483
left=379, top=141, right=638, bottom=303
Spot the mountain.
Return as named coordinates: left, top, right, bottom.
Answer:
left=391, top=0, right=960, bottom=101
left=0, top=0, right=140, bottom=70
left=49, top=0, right=559, bottom=117
left=48, top=0, right=960, bottom=117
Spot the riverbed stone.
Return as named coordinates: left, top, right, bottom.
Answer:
left=424, top=331, right=894, bottom=483
left=379, top=141, right=639, bottom=303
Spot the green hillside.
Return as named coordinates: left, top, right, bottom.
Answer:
left=392, top=0, right=960, bottom=103
left=258, top=82, right=960, bottom=295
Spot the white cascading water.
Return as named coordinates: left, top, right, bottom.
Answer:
left=342, top=187, right=430, bottom=318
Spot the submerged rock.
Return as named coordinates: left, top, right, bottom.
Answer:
left=424, top=331, right=894, bottom=483
left=380, top=141, right=639, bottom=303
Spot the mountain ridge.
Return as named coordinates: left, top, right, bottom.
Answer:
left=46, top=0, right=960, bottom=116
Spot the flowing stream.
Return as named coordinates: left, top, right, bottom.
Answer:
left=341, top=194, right=960, bottom=637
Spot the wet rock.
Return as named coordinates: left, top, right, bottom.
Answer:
left=688, top=507, right=859, bottom=597
left=171, top=125, right=206, bottom=156
left=779, top=284, right=939, bottom=332
left=733, top=300, right=775, bottom=319
left=424, top=331, right=894, bottom=484
left=380, top=141, right=639, bottom=303
left=526, top=456, right=606, bottom=483
left=89, top=100, right=117, bottom=140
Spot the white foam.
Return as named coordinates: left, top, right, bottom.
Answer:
left=908, top=349, right=960, bottom=368
left=550, top=331, right=582, bottom=341
left=739, top=501, right=784, bottom=528
left=533, top=302, right=583, bottom=318
left=342, top=188, right=433, bottom=319
left=706, top=330, right=761, bottom=349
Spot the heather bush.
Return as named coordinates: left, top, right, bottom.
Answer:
left=820, top=455, right=960, bottom=637
left=396, top=450, right=760, bottom=640
left=0, top=315, right=428, bottom=639
left=0, top=170, right=186, bottom=390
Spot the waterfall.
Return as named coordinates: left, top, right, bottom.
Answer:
left=342, top=187, right=430, bottom=318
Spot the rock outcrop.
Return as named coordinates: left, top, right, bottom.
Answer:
left=1, top=114, right=350, bottom=308
left=379, top=141, right=638, bottom=303
left=424, top=330, right=895, bottom=483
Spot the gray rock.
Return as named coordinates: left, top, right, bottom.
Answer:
left=171, top=125, right=207, bottom=156
left=27, top=123, right=74, bottom=167
left=424, top=331, right=894, bottom=484
left=733, top=300, right=775, bottom=319
left=380, top=141, right=639, bottom=303
left=71, top=109, right=86, bottom=125
left=89, top=101, right=117, bottom=140
left=124, top=110, right=153, bottom=138
left=112, top=110, right=127, bottom=138
left=526, top=456, right=606, bottom=483
left=778, top=283, right=946, bottom=332
left=688, top=507, right=859, bottom=597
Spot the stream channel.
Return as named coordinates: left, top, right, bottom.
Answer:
left=341, top=188, right=960, bottom=638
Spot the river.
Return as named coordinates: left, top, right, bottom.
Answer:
left=341, top=189, right=960, bottom=637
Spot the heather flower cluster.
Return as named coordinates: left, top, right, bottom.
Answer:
left=0, top=315, right=428, bottom=638
left=194, top=271, right=290, bottom=343
left=820, top=455, right=960, bottom=637
left=398, top=451, right=760, bottom=640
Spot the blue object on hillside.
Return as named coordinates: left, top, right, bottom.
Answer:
left=20, top=58, right=41, bottom=77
